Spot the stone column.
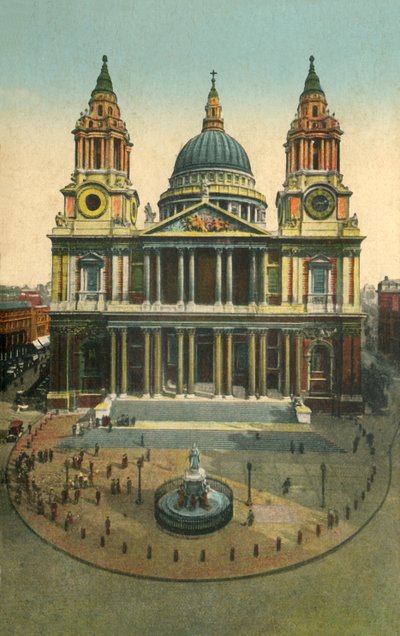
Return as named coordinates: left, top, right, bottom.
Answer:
left=176, top=329, right=185, bottom=397
left=284, top=331, right=291, bottom=396
left=295, top=332, right=303, bottom=396
left=143, top=249, right=151, bottom=307
left=188, top=249, right=195, bottom=306
left=248, top=330, right=257, bottom=399
left=215, top=249, right=222, bottom=306
left=225, top=330, right=233, bottom=398
left=177, top=249, right=185, bottom=308
left=155, top=249, right=162, bottom=306
left=143, top=329, right=151, bottom=397
left=187, top=329, right=196, bottom=397
left=120, top=328, right=128, bottom=397
left=321, top=139, right=325, bottom=170
left=110, top=328, right=117, bottom=397
left=258, top=330, right=267, bottom=398
left=69, top=255, right=76, bottom=303
left=259, top=250, right=267, bottom=306
left=122, top=253, right=129, bottom=301
left=112, top=254, right=119, bottom=301
left=249, top=250, right=257, bottom=305
left=214, top=329, right=223, bottom=398
left=226, top=249, right=233, bottom=307
left=153, top=328, right=162, bottom=397
left=299, top=138, right=304, bottom=169
left=100, top=138, right=105, bottom=168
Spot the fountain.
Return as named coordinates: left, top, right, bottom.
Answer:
left=154, top=443, right=233, bottom=535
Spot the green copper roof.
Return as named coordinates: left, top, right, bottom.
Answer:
left=301, top=55, right=324, bottom=96
left=172, top=129, right=252, bottom=176
left=91, top=55, right=114, bottom=96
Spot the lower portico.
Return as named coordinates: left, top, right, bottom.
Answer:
left=107, top=323, right=305, bottom=400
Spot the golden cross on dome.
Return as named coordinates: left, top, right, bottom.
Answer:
left=210, top=69, right=217, bottom=85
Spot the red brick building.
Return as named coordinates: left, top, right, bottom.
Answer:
left=378, top=277, right=400, bottom=366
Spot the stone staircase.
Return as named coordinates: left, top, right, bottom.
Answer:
left=109, top=397, right=297, bottom=425
left=58, top=427, right=345, bottom=453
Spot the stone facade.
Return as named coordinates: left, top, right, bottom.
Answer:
left=48, top=56, right=364, bottom=414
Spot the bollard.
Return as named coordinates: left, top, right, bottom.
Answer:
left=80, top=527, right=86, bottom=539
left=100, top=535, right=105, bottom=547
left=276, top=537, right=282, bottom=552
left=345, top=505, right=351, bottom=520
left=354, top=498, right=358, bottom=510
left=253, top=543, right=259, bottom=557
left=230, top=547, right=235, bottom=561
left=173, top=549, right=179, bottom=562
left=147, top=545, right=152, bottom=560
left=122, top=542, right=127, bottom=554
left=361, top=491, right=365, bottom=501
left=297, top=530, right=303, bottom=545
left=316, top=524, right=322, bottom=537
left=200, top=549, right=206, bottom=562
left=370, top=472, right=374, bottom=483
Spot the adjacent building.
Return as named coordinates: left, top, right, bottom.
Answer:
left=48, top=55, right=364, bottom=413
left=378, top=276, right=400, bottom=366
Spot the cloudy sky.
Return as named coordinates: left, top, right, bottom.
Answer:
left=1, top=0, right=399, bottom=287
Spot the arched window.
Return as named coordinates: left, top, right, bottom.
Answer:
left=312, top=105, right=318, bottom=117
left=313, top=140, right=320, bottom=169
left=98, top=105, right=103, bottom=116
left=89, top=121, right=93, bottom=128
left=108, top=107, right=112, bottom=115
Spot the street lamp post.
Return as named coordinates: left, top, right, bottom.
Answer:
left=136, top=457, right=144, bottom=505
left=320, top=462, right=327, bottom=508
left=246, top=461, right=253, bottom=506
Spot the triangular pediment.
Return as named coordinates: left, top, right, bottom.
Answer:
left=141, top=201, right=270, bottom=236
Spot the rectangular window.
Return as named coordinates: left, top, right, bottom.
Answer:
left=268, top=268, right=280, bottom=294
left=313, top=268, right=326, bottom=294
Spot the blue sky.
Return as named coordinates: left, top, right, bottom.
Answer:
left=1, top=0, right=399, bottom=285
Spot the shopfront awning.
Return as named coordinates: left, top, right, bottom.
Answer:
left=31, top=339, right=43, bottom=350
left=38, top=336, right=50, bottom=348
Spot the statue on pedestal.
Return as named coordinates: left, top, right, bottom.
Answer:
left=189, top=443, right=200, bottom=471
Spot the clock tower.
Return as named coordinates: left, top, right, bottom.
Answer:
left=276, top=55, right=357, bottom=239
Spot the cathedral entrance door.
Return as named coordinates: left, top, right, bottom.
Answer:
left=196, top=333, right=213, bottom=383
left=233, top=337, right=248, bottom=391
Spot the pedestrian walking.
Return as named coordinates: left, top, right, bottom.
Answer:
left=106, top=464, right=112, bottom=479
left=74, top=489, right=80, bottom=504
left=51, top=501, right=58, bottom=521
left=105, top=516, right=111, bottom=535
left=140, top=433, right=144, bottom=447
left=89, top=460, right=94, bottom=474
left=48, top=448, right=53, bottom=462
left=127, top=477, right=132, bottom=494
left=111, top=479, right=116, bottom=495
left=95, top=488, right=101, bottom=505
left=282, top=477, right=291, bottom=494
left=116, top=478, right=121, bottom=494
left=290, top=440, right=295, bottom=454
left=94, top=443, right=99, bottom=457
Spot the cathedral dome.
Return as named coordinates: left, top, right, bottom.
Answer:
left=172, top=129, right=252, bottom=177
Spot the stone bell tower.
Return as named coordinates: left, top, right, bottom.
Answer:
left=276, top=55, right=360, bottom=241
left=59, top=55, right=139, bottom=234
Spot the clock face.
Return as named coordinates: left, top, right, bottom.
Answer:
left=78, top=188, right=107, bottom=218
left=304, top=188, right=335, bottom=220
